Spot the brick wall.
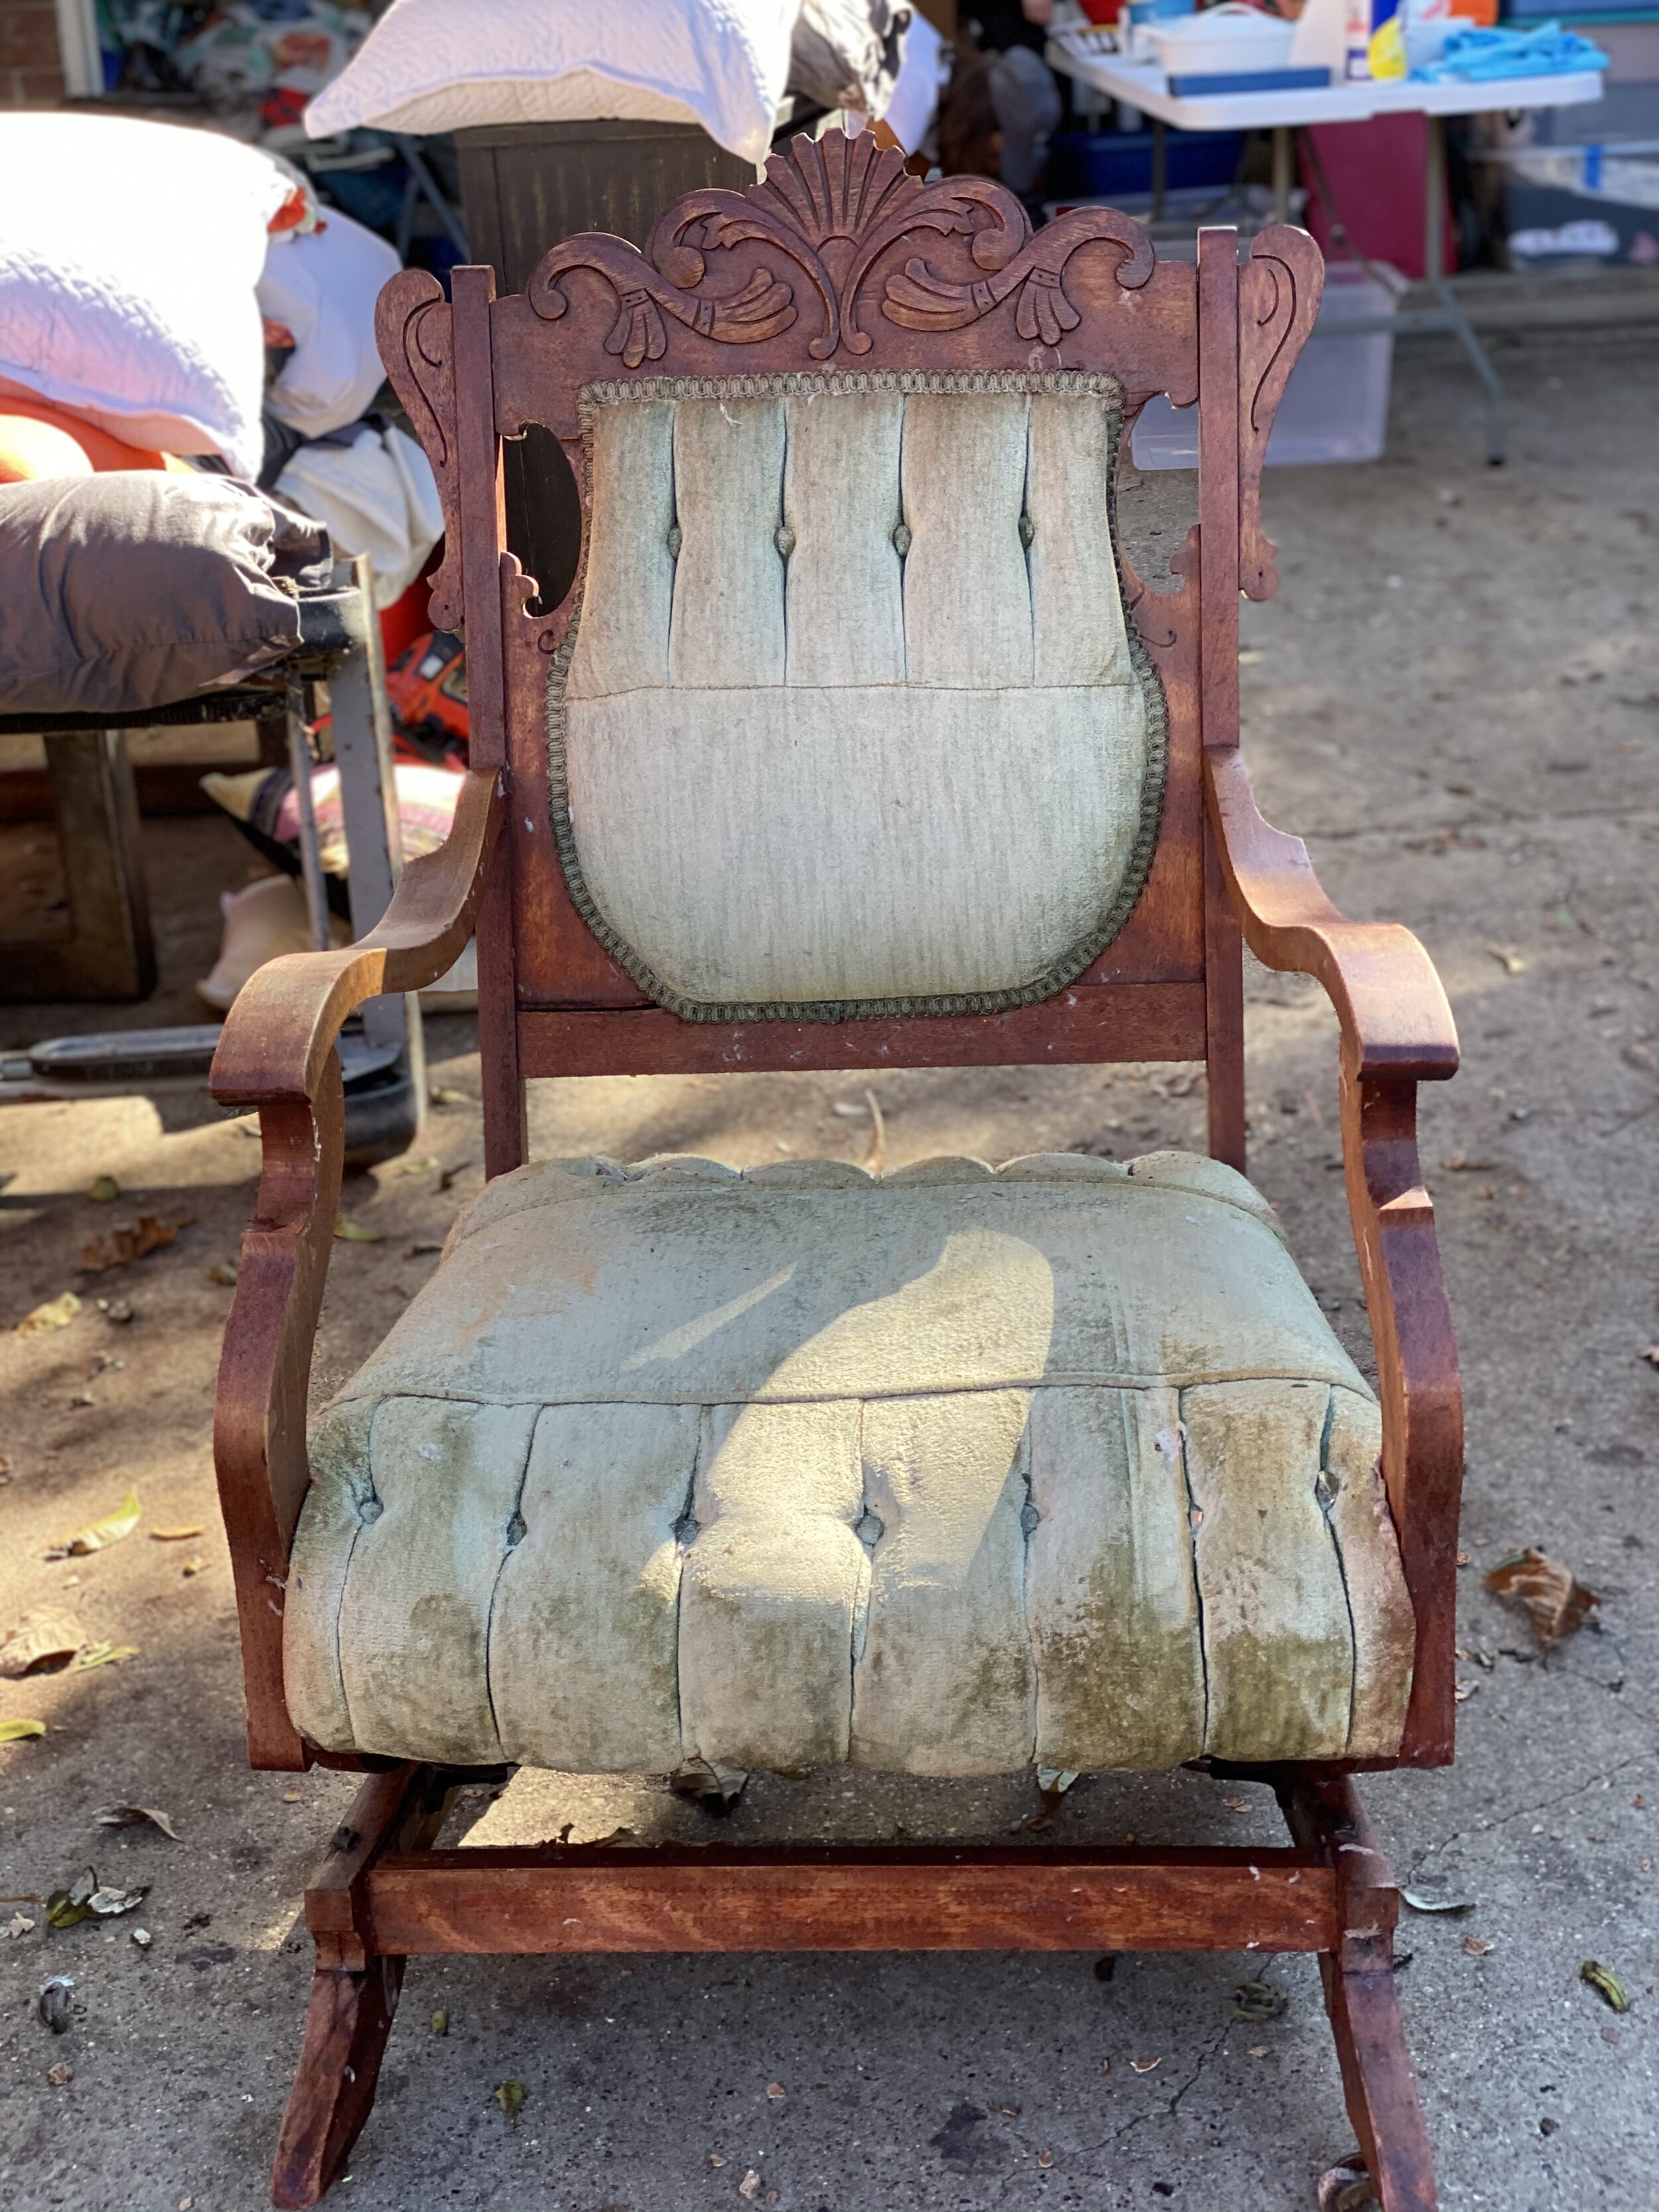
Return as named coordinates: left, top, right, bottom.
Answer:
left=1, top=1, right=67, bottom=107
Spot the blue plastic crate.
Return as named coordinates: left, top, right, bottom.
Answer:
left=1048, top=128, right=1248, bottom=200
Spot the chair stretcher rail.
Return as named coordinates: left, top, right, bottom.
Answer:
left=344, top=1843, right=1337, bottom=1956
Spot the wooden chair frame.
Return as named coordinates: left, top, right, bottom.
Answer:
left=209, top=133, right=1462, bottom=2210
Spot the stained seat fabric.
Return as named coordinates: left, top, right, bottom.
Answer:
left=285, top=1151, right=1414, bottom=1776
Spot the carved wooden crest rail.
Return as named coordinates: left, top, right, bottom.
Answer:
left=377, top=131, right=1321, bottom=656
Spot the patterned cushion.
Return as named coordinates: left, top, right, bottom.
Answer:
left=548, top=374, right=1167, bottom=1021
left=285, top=1153, right=1414, bottom=1776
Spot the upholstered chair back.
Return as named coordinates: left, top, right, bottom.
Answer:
left=551, top=374, right=1167, bottom=1024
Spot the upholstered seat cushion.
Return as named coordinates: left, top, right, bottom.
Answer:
left=285, top=1151, right=1413, bottom=1776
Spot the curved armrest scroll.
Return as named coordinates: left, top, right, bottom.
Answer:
left=210, top=769, right=504, bottom=1109
left=210, top=769, right=501, bottom=1770
left=1205, top=747, right=1458, bottom=1082
left=1208, top=747, right=1463, bottom=1761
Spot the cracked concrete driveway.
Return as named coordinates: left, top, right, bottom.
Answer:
left=2, top=325, right=1656, bottom=2211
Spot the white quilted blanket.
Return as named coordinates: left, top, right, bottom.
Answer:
left=0, top=113, right=289, bottom=479
left=305, top=0, right=801, bottom=165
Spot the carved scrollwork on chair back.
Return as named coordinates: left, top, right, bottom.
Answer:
left=524, top=127, right=1157, bottom=368
left=375, top=268, right=464, bottom=633
left=1237, top=227, right=1324, bottom=603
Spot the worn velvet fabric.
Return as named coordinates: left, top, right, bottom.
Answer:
left=285, top=1151, right=1415, bottom=1776
left=549, top=374, right=1167, bottom=1023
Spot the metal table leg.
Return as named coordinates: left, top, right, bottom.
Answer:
left=285, top=675, right=333, bottom=954
left=1425, top=114, right=1506, bottom=465
left=1271, top=123, right=1293, bottom=225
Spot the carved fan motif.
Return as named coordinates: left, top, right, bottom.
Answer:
left=528, top=129, right=1155, bottom=367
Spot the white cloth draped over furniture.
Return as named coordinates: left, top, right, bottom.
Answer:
left=305, top=0, right=920, bottom=167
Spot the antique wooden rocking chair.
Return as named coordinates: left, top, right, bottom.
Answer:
left=210, top=130, right=1461, bottom=2210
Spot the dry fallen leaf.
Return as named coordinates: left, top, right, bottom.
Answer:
left=1402, top=1889, right=1477, bottom=1916
left=95, top=1806, right=179, bottom=1841
left=6, top=1912, right=36, bottom=1937
left=46, top=2061, right=73, bottom=2088
left=1462, top=1935, right=1494, bottom=1957
left=46, top=1870, right=98, bottom=1928
left=334, top=1217, right=384, bottom=1244
left=1129, top=2057, right=1161, bottom=2075
left=281, top=1785, right=303, bottom=1803
left=73, top=1641, right=139, bottom=1671
left=150, top=1527, right=203, bottom=1543
left=709, top=2153, right=727, bottom=2168
left=1581, top=1959, right=1630, bottom=2012
left=0, top=1719, right=46, bottom=1744
left=16, top=1292, right=81, bottom=1337
left=1317, top=2156, right=1373, bottom=2212
left=50, top=1487, right=142, bottom=1559
left=1248, top=2045, right=1269, bottom=2059
left=765, top=2082, right=785, bottom=2101
left=78, top=1216, right=179, bottom=1273
left=1233, top=1979, right=1288, bottom=2022
left=1224, top=1795, right=1250, bottom=1814
left=1484, top=1548, right=1599, bottom=1647
left=492, top=2081, right=526, bottom=2124
left=1037, top=2149, right=1054, bottom=2170
left=0, top=1608, right=86, bottom=1677
left=739, top=2173, right=762, bottom=2203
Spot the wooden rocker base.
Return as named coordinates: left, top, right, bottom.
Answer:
left=269, top=1762, right=1436, bottom=2211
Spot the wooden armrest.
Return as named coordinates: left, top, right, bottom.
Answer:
left=1206, top=747, right=1463, bottom=1765
left=212, top=769, right=501, bottom=1771
left=1204, top=747, right=1458, bottom=1082
left=210, top=769, right=503, bottom=1108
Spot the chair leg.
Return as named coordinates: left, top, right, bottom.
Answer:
left=271, top=1953, right=407, bottom=2209
left=1319, top=1953, right=1437, bottom=2212
left=270, top=1762, right=459, bottom=2207
left=1279, top=1767, right=1437, bottom=2212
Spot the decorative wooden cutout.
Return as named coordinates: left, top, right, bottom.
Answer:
left=1237, top=226, right=1324, bottom=604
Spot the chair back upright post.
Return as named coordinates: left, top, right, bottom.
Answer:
left=1196, top=228, right=1246, bottom=1172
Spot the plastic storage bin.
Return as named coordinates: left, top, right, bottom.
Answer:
left=1048, top=127, right=1247, bottom=199
left=1131, top=259, right=1404, bottom=468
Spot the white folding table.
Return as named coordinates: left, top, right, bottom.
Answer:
left=1046, top=31, right=1605, bottom=460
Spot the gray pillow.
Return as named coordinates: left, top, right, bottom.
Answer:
left=0, top=471, right=332, bottom=715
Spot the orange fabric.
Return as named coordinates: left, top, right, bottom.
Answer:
left=0, top=396, right=182, bottom=481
